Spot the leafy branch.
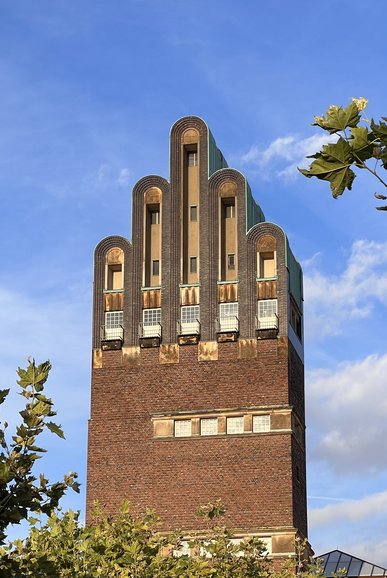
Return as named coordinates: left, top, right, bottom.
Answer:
left=0, top=359, right=79, bottom=544
left=299, top=98, right=387, bottom=209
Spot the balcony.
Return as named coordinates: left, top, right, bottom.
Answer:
left=255, top=314, right=278, bottom=339
left=216, top=315, right=239, bottom=342
left=138, top=322, right=162, bottom=347
left=100, top=325, right=124, bottom=350
left=177, top=319, right=200, bottom=345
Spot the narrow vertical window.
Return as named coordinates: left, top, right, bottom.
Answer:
left=190, top=205, right=197, bottom=221
left=187, top=152, right=197, bottom=166
left=225, top=203, right=235, bottom=218
left=228, top=253, right=235, bottom=270
left=152, top=260, right=159, bottom=276
left=151, top=210, right=160, bottom=225
left=107, top=264, right=123, bottom=290
left=190, top=256, right=197, bottom=274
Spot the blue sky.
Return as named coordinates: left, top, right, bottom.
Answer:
left=1, top=0, right=387, bottom=565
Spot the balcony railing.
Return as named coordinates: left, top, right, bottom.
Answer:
left=216, top=315, right=239, bottom=334
left=138, top=322, right=162, bottom=339
left=100, top=325, right=124, bottom=342
left=177, top=319, right=201, bottom=336
left=255, top=314, right=279, bottom=331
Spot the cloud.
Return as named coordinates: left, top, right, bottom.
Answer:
left=116, top=167, right=132, bottom=186
left=309, top=489, right=387, bottom=529
left=307, top=353, right=387, bottom=473
left=303, top=240, right=387, bottom=340
left=240, top=133, right=336, bottom=181
left=310, top=491, right=387, bottom=566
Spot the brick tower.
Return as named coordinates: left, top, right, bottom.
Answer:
left=87, top=116, right=307, bottom=558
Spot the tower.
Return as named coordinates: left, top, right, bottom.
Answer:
left=87, top=116, right=306, bottom=558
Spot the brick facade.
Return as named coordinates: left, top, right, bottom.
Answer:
left=87, top=117, right=307, bottom=557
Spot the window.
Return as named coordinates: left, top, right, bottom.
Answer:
left=190, top=205, right=198, bottom=221
left=174, top=420, right=192, bottom=437
left=290, top=301, right=302, bottom=340
left=259, top=251, right=275, bottom=278
left=187, top=151, right=197, bottom=166
left=200, top=418, right=218, bottom=436
left=152, top=260, right=160, bottom=276
left=150, top=210, right=159, bottom=225
left=143, top=308, right=161, bottom=326
left=224, top=203, right=235, bottom=218
left=227, top=253, right=235, bottom=270
left=190, top=256, right=197, bottom=274
left=142, top=308, right=161, bottom=338
left=253, top=414, right=271, bottom=433
left=180, top=305, right=200, bottom=335
left=173, top=541, right=191, bottom=557
left=219, top=302, right=239, bottom=332
left=104, top=311, right=123, bottom=340
left=258, top=299, right=277, bottom=319
left=107, top=264, right=123, bottom=290
left=257, top=299, right=278, bottom=330
left=181, top=305, right=200, bottom=324
left=227, top=416, right=244, bottom=434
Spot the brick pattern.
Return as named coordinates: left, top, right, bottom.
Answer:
left=88, top=117, right=307, bottom=547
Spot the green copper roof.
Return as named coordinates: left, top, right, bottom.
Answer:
left=245, top=181, right=265, bottom=231
left=286, top=240, right=303, bottom=311
left=208, top=128, right=228, bottom=176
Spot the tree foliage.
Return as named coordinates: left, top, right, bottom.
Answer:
left=0, top=359, right=79, bottom=544
left=0, top=500, right=322, bottom=578
left=299, top=98, right=387, bottom=209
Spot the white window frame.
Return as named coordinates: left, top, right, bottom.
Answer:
left=219, top=302, right=239, bottom=332
left=174, top=419, right=192, bottom=437
left=180, top=305, right=200, bottom=335
left=257, top=299, right=278, bottom=330
left=252, top=414, right=271, bottom=433
left=200, top=418, right=218, bottom=436
left=226, top=416, right=244, bottom=435
left=142, top=308, right=161, bottom=338
left=104, top=311, right=123, bottom=340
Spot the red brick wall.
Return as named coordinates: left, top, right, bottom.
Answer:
left=87, top=340, right=306, bottom=535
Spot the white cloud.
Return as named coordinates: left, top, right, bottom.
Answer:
left=307, top=353, right=387, bottom=473
left=304, top=240, right=387, bottom=340
left=240, top=133, right=336, bottom=181
left=310, top=491, right=387, bottom=566
left=309, top=489, right=387, bottom=529
left=116, top=167, right=132, bottom=186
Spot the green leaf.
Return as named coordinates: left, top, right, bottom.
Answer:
left=0, top=389, right=10, bottom=405
left=313, top=102, right=361, bottom=134
left=0, top=462, right=10, bottom=484
left=349, top=126, right=375, bottom=163
left=46, top=422, right=65, bottom=439
left=299, top=137, right=356, bottom=197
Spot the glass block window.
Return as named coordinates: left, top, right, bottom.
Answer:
left=105, top=311, right=123, bottom=328
left=200, top=418, right=218, bottom=436
left=181, top=305, right=200, bottom=324
left=219, top=302, right=239, bottom=332
left=143, top=308, right=161, bottom=326
left=226, top=416, right=244, bottom=434
left=259, top=537, right=272, bottom=555
left=174, top=420, right=192, bottom=437
left=173, top=541, right=191, bottom=557
left=253, top=414, right=271, bottom=433
left=257, top=299, right=277, bottom=318
left=220, top=302, right=238, bottom=318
